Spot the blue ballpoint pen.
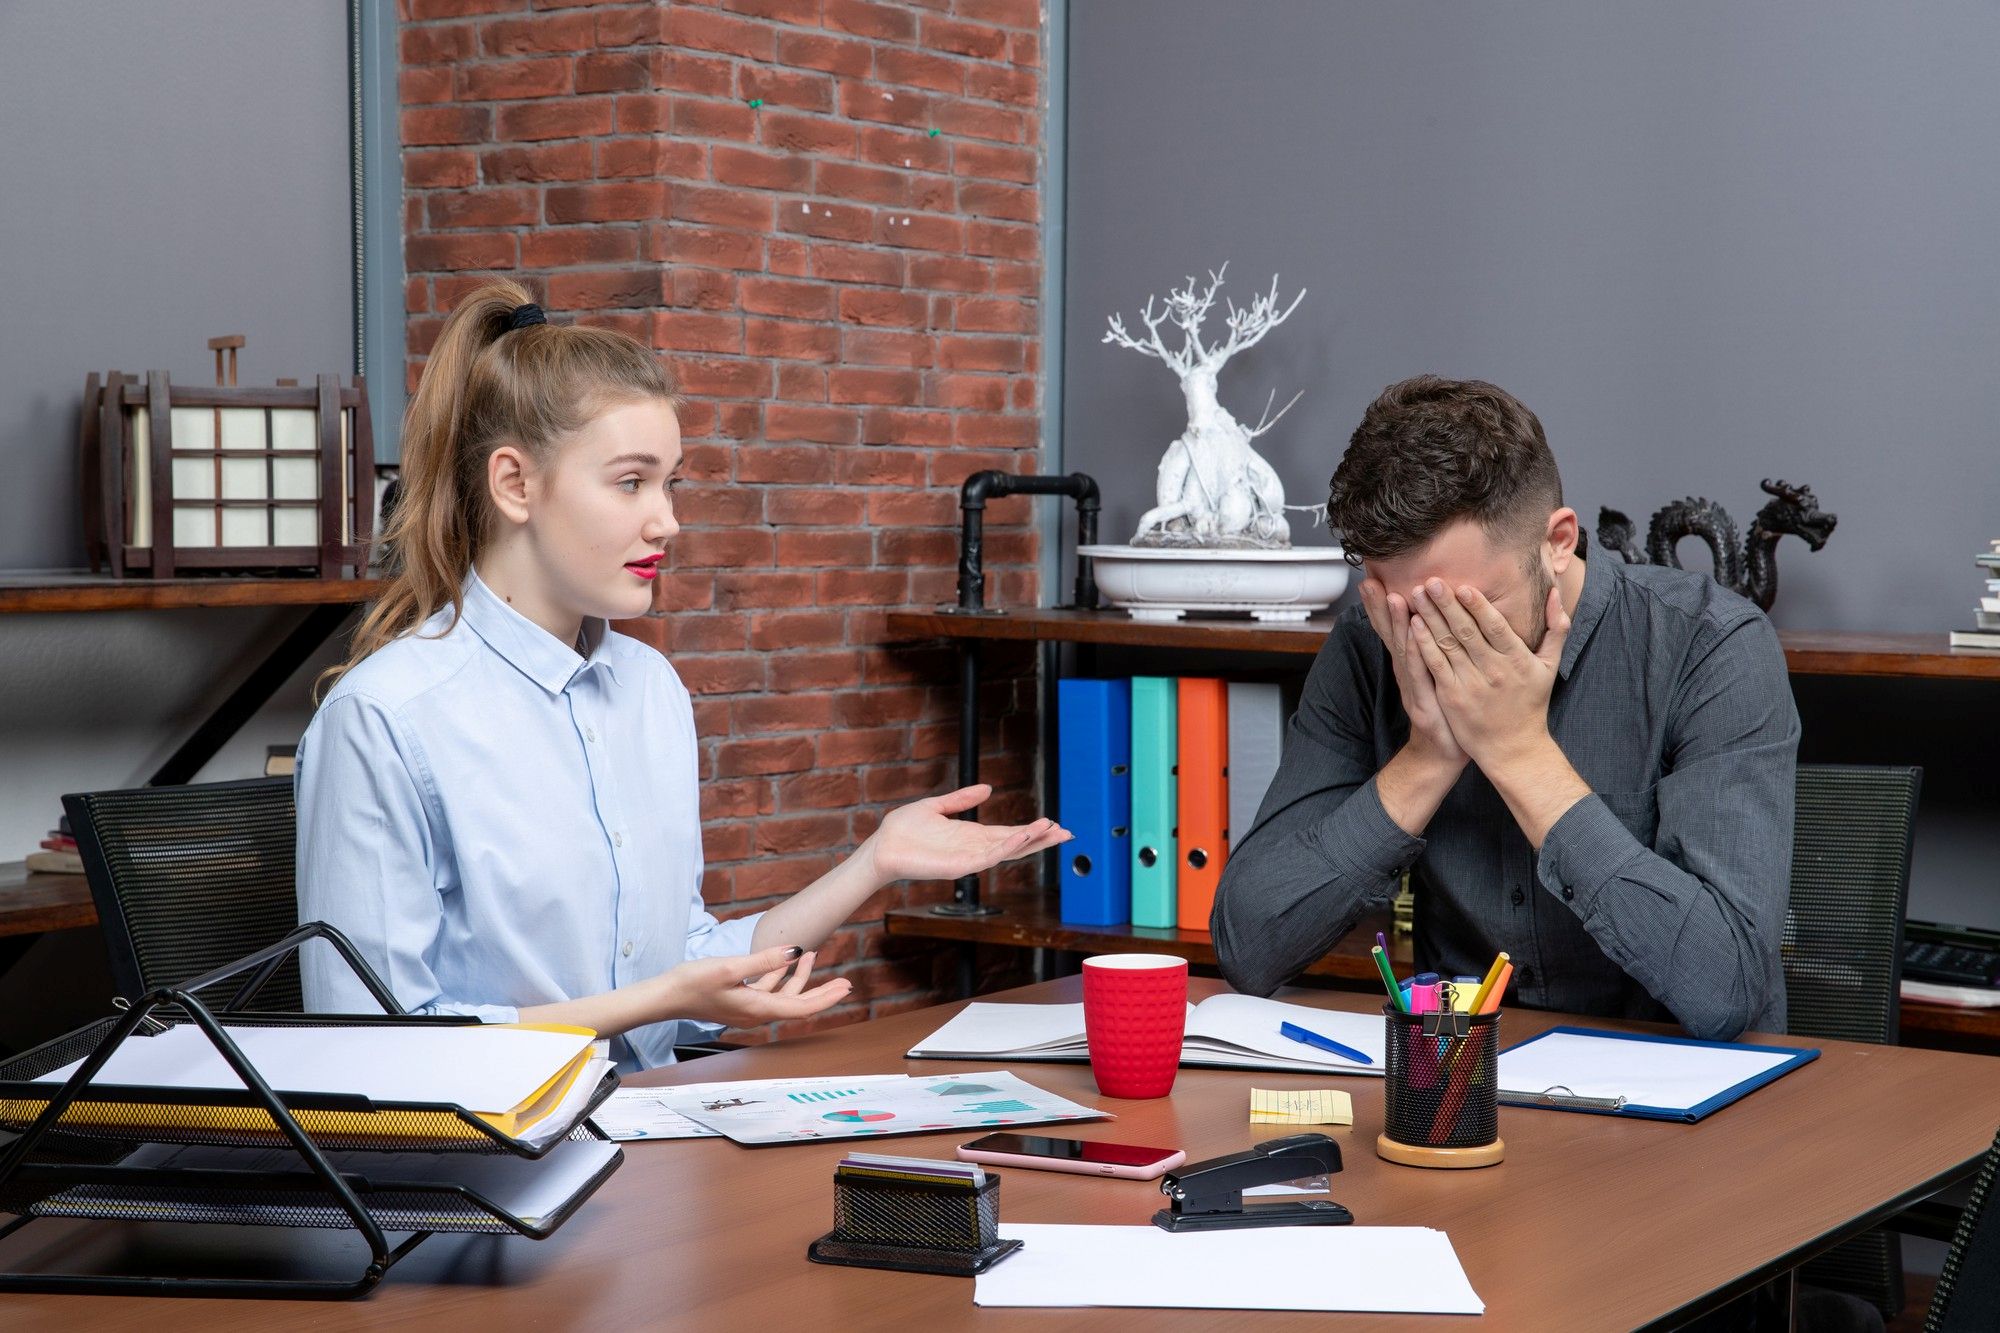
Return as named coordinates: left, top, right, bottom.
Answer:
left=1279, top=1021, right=1375, bottom=1066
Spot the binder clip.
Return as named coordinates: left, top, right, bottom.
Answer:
left=1421, top=1009, right=1471, bottom=1039
left=1151, top=1132, right=1352, bottom=1233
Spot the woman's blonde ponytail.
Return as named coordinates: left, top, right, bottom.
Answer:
left=319, top=280, right=677, bottom=696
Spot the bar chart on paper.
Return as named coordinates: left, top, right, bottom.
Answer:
left=675, top=1072, right=1109, bottom=1145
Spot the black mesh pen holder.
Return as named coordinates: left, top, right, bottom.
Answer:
left=807, top=1171, right=1020, bottom=1276
left=1375, top=1006, right=1506, bottom=1169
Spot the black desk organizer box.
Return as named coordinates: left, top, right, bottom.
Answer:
left=0, top=921, right=621, bottom=1299
left=809, top=1169, right=1019, bottom=1276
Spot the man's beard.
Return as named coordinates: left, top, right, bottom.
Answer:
left=1522, top=556, right=1555, bottom=653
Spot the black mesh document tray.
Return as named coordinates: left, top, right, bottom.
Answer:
left=0, top=921, right=622, bottom=1299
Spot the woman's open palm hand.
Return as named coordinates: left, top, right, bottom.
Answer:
left=866, top=784, right=1071, bottom=884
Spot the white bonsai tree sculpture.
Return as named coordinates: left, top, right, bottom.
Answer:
left=1103, top=264, right=1308, bottom=548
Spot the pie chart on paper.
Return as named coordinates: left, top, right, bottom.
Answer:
left=822, top=1109, right=895, bottom=1124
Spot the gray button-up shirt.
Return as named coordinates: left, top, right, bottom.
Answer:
left=1211, top=552, right=1799, bottom=1039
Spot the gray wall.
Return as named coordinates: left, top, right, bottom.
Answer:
left=1063, top=1, right=1999, bottom=925
left=0, top=0, right=355, bottom=571
left=0, top=2, right=356, bottom=862
left=1064, top=0, right=1999, bottom=632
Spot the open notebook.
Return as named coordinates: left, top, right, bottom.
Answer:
left=908, top=994, right=1385, bottom=1076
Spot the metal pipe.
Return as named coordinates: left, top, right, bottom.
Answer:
left=934, top=472, right=1100, bottom=923
left=953, top=470, right=1101, bottom=614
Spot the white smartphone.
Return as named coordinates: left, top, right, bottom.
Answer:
left=956, top=1132, right=1187, bottom=1181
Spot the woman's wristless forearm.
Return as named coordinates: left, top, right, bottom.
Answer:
left=750, top=837, right=892, bottom=953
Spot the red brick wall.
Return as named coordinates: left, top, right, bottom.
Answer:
left=398, top=0, right=1047, bottom=1037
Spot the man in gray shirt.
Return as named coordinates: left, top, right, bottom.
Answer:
left=1212, top=375, right=1799, bottom=1040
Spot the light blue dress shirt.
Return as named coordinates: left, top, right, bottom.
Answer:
left=296, top=572, right=760, bottom=1069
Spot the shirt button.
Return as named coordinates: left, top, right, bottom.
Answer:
left=622, top=940, right=634, bottom=958
left=613, top=831, right=624, bottom=848
left=1511, top=888, right=1525, bottom=907
left=1562, top=886, right=1575, bottom=902
left=585, top=726, right=597, bottom=743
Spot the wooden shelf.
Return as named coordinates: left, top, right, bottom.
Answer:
left=885, top=608, right=2000, bottom=680
left=0, top=573, right=384, bottom=615
left=0, top=864, right=97, bottom=938
left=884, top=893, right=1990, bottom=1043
left=886, top=607, right=1339, bottom=655
left=1776, top=629, right=2000, bottom=680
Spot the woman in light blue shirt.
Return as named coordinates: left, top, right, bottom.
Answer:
left=298, top=282, right=1067, bottom=1067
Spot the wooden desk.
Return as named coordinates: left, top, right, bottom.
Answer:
left=6, top=976, right=1998, bottom=1330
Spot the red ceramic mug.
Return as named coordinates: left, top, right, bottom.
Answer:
left=1081, top=953, right=1189, bottom=1099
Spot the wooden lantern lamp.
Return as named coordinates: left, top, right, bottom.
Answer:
left=80, top=335, right=374, bottom=578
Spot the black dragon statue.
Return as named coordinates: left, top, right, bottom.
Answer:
left=1596, top=479, right=1836, bottom=612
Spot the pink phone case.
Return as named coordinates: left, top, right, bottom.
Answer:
left=955, top=1141, right=1188, bottom=1181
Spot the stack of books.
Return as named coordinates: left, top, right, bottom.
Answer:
left=23, top=815, right=80, bottom=874
left=1949, top=539, right=2000, bottom=651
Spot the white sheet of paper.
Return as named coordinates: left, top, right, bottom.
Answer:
left=517, top=1055, right=612, bottom=1149
left=590, top=1089, right=720, bottom=1140
left=975, top=1224, right=1484, bottom=1314
left=1497, top=1031, right=1798, bottom=1111
left=36, top=1023, right=595, bottom=1117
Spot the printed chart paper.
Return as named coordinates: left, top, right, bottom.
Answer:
left=675, top=1071, right=1108, bottom=1145
left=590, top=1076, right=913, bottom=1141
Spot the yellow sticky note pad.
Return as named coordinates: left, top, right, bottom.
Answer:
left=1249, top=1087, right=1353, bottom=1126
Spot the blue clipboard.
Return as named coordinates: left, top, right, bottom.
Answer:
left=1496, top=1025, right=1820, bottom=1123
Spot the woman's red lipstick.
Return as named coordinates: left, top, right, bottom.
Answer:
left=624, top=553, right=665, bottom=580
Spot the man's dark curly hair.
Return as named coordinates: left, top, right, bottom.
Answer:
left=1326, top=375, right=1563, bottom=568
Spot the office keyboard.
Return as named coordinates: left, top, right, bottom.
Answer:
left=1904, top=922, right=2000, bottom=988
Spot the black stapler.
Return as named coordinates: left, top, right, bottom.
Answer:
left=1151, top=1132, right=1353, bottom=1233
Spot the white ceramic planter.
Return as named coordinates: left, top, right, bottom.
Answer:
left=1077, top=544, right=1351, bottom=622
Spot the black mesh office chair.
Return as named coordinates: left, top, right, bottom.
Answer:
left=1926, top=1123, right=2000, bottom=1332
left=65, top=775, right=735, bottom=1059
left=1783, top=764, right=1923, bottom=1319
left=64, top=776, right=304, bottom=1013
